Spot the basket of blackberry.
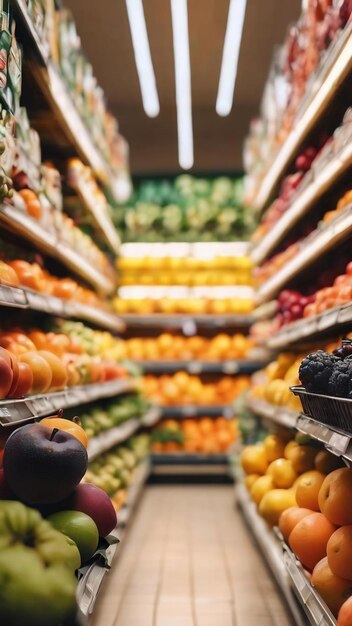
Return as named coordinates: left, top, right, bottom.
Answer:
left=291, top=340, right=352, bottom=432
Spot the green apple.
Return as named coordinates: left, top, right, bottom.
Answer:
left=47, top=510, right=99, bottom=565
left=0, top=500, right=79, bottom=626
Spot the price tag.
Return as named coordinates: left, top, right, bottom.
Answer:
left=182, top=318, right=197, bottom=336
left=328, top=431, right=350, bottom=455
left=188, top=361, right=202, bottom=375
left=0, top=285, right=27, bottom=307
left=337, top=304, right=352, bottom=324
left=26, top=290, right=49, bottom=312
left=223, top=406, right=234, bottom=419
left=182, top=405, right=197, bottom=417
left=222, top=361, right=239, bottom=375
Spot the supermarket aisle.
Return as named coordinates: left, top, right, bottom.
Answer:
left=92, top=486, right=293, bottom=626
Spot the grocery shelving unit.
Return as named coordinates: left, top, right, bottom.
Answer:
left=0, top=378, right=140, bottom=427
left=252, top=146, right=352, bottom=267
left=0, top=203, right=116, bottom=295
left=247, top=396, right=298, bottom=429
left=137, top=359, right=265, bottom=375
left=160, top=405, right=235, bottom=419
left=0, top=283, right=125, bottom=332
left=12, top=0, right=131, bottom=204
left=252, top=19, right=352, bottom=213
left=256, top=201, right=352, bottom=303
left=118, top=312, right=255, bottom=331
left=87, top=406, right=161, bottom=461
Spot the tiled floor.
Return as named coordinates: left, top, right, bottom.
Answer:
left=91, top=485, right=293, bottom=626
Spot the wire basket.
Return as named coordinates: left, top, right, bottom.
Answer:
left=290, top=385, right=352, bottom=433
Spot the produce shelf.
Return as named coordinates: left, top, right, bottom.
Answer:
left=0, top=204, right=116, bottom=295
left=283, top=544, right=337, bottom=626
left=247, top=397, right=299, bottom=429
left=13, top=0, right=132, bottom=204
left=236, top=483, right=307, bottom=626
left=72, top=177, right=121, bottom=254
left=76, top=458, right=150, bottom=618
left=152, top=453, right=228, bottom=465
left=256, top=201, right=352, bottom=303
left=136, top=359, right=265, bottom=375
left=252, top=143, right=352, bottom=266
left=118, top=313, right=255, bottom=332
left=160, top=405, right=235, bottom=418
left=87, top=406, right=161, bottom=461
left=268, top=302, right=352, bottom=349
left=296, top=413, right=352, bottom=462
left=0, top=378, right=140, bottom=427
left=252, top=20, right=352, bottom=213
left=0, top=283, right=125, bottom=332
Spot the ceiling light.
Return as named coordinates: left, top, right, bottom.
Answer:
left=216, top=0, right=247, bottom=117
left=125, top=0, right=160, bottom=117
left=170, top=0, right=193, bottom=169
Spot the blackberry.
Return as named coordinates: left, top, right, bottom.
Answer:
left=299, top=350, right=340, bottom=394
left=328, top=358, right=352, bottom=397
left=333, top=339, right=352, bottom=359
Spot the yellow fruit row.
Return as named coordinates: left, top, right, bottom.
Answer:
left=117, top=256, right=253, bottom=271
left=119, top=271, right=253, bottom=287
left=113, top=297, right=254, bottom=315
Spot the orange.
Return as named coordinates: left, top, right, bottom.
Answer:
left=327, top=526, right=352, bottom=581
left=41, top=416, right=88, bottom=448
left=199, top=418, right=214, bottom=436
left=37, top=351, right=68, bottom=391
left=250, top=475, right=274, bottom=506
left=244, top=474, right=260, bottom=491
left=319, top=468, right=352, bottom=526
left=295, top=470, right=325, bottom=511
left=263, top=434, right=286, bottom=462
left=312, top=557, right=352, bottom=617
left=289, top=513, right=336, bottom=571
left=268, top=458, right=297, bottom=489
left=288, top=445, right=318, bottom=474
left=258, top=489, right=296, bottom=526
left=315, top=449, right=345, bottom=474
left=278, top=507, right=314, bottom=542
left=338, top=596, right=352, bottom=626
left=20, top=351, right=52, bottom=393
left=240, top=445, right=268, bottom=476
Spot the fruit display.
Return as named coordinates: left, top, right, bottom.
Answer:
left=113, top=295, right=254, bottom=315
left=0, top=413, right=120, bottom=624
left=151, top=417, right=238, bottom=454
left=304, top=261, right=352, bottom=318
left=118, top=333, right=254, bottom=361
left=85, top=435, right=150, bottom=508
left=113, top=175, right=257, bottom=242
left=241, top=431, right=344, bottom=527
left=0, top=258, right=110, bottom=310
left=0, top=326, right=130, bottom=399
left=80, top=394, right=151, bottom=438
left=142, top=372, right=249, bottom=406
left=117, top=254, right=253, bottom=286
left=243, top=1, right=351, bottom=206
left=249, top=353, right=303, bottom=412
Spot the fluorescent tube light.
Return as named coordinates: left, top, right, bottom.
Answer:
left=216, top=0, right=247, bottom=116
left=170, top=0, right=194, bottom=169
left=125, top=0, right=160, bottom=117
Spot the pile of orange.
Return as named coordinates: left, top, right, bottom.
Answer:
left=241, top=432, right=352, bottom=620
left=142, top=372, right=249, bottom=406
left=0, top=259, right=107, bottom=309
left=113, top=296, right=254, bottom=315
left=151, top=417, right=238, bottom=454
left=120, top=333, right=253, bottom=361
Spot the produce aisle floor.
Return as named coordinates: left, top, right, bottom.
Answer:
left=91, top=485, right=293, bottom=626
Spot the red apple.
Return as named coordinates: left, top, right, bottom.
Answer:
left=66, top=483, right=117, bottom=537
